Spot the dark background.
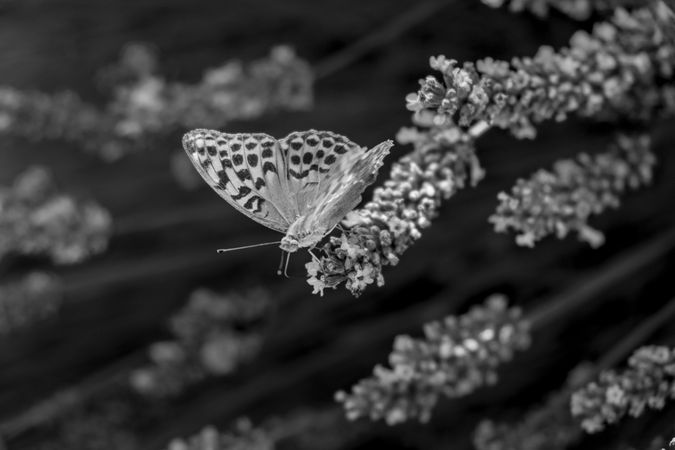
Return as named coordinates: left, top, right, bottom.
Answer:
left=0, top=1, right=674, bottom=449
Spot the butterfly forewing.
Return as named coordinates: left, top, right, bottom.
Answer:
left=235, top=132, right=299, bottom=223
left=182, top=129, right=293, bottom=233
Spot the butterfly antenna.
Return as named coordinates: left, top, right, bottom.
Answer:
left=217, top=241, right=280, bottom=253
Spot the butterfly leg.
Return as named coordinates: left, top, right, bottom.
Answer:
left=276, top=251, right=292, bottom=277
left=283, top=251, right=292, bottom=278
left=307, top=247, right=321, bottom=265
left=277, top=250, right=286, bottom=275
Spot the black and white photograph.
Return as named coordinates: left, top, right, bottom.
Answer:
left=1, top=0, right=675, bottom=449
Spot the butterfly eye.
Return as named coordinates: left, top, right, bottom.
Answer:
left=280, top=235, right=299, bottom=253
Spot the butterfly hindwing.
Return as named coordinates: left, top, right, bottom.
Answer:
left=303, top=140, right=393, bottom=234
left=278, top=130, right=363, bottom=214
left=182, top=129, right=293, bottom=233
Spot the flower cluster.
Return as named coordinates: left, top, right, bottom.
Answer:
left=0, top=45, right=313, bottom=160
left=307, top=4, right=674, bottom=296
left=335, top=295, right=531, bottom=424
left=474, top=363, right=594, bottom=450
left=166, top=419, right=273, bottom=450
left=0, top=272, right=62, bottom=334
left=570, top=345, right=675, bottom=433
left=130, top=288, right=270, bottom=397
left=480, top=0, right=647, bottom=20
left=406, top=6, right=675, bottom=140
left=489, top=133, right=655, bottom=248
left=306, top=126, right=484, bottom=296
left=0, top=166, right=111, bottom=264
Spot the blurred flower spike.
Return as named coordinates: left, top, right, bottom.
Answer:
left=0, top=45, right=313, bottom=160
left=0, top=166, right=111, bottom=264
left=335, top=295, right=531, bottom=424
left=490, top=133, right=655, bottom=248
left=131, top=288, right=271, bottom=397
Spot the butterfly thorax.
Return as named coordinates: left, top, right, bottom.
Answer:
left=279, top=216, right=326, bottom=253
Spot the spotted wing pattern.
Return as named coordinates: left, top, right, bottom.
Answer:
left=183, top=128, right=392, bottom=241
left=301, top=140, right=393, bottom=234
left=182, top=129, right=294, bottom=233
left=278, top=130, right=362, bottom=214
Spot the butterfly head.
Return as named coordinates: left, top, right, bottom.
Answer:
left=280, top=221, right=326, bottom=253
left=279, top=235, right=300, bottom=253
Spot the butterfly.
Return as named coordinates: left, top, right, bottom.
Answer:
left=182, top=128, right=393, bottom=265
